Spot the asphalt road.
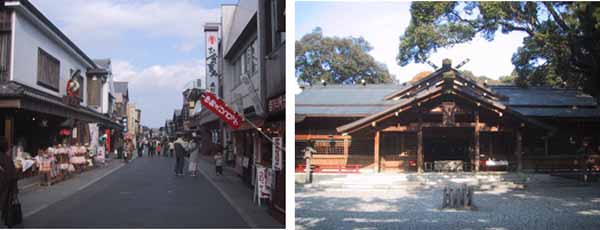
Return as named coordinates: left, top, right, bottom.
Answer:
left=23, top=156, right=249, bottom=228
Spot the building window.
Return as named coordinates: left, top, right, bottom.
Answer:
left=314, top=139, right=345, bottom=155
left=0, top=32, right=9, bottom=81
left=233, top=57, right=242, bottom=88
left=233, top=39, right=258, bottom=88
left=87, top=76, right=102, bottom=106
left=270, top=0, right=285, bottom=51
left=37, top=48, right=60, bottom=91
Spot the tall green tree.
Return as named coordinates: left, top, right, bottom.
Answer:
left=398, top=2, right=600, bottom=99
left=296, top=27, right=393, bottom=85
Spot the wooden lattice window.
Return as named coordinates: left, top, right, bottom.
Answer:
left=37, top=48, right=60, bottom=91
left=314, top=139, right=345, bottom=155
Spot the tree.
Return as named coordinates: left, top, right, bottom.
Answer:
left=460, top=70, right=500, bottom=85
left=296, top=27, right=393, bottom=85
left=398, top=2, right=600, bottom=99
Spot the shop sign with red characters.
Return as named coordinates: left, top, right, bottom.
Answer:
left=200, top=92, right=242, bottom=129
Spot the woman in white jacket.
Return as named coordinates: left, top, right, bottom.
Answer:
left=187, top=139, right=201, bottom=176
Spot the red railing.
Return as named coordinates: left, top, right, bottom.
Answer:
left=295, top=164, right=361, bottom=173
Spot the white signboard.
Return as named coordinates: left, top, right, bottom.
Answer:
left=205, top=26, right=219, bottom=96
left=272, top=137, right=283, bottom=170
left=256, top=165, right=271, bottom=199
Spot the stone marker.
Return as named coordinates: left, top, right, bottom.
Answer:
left=442, top=183, right=475, bottom=210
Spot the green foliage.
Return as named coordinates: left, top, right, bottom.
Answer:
left=460, top=70, right=500, bottom=84
left=398, top=2, right=600, bottom=98
left=296, top=27, right=393, bottom=85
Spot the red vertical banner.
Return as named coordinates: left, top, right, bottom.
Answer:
left=200, top=92, right=242, bottom=129
left=105, top=129, right=111, bottom=152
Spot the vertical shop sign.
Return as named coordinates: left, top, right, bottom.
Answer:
left=272, top=137, right=283, bottom=170
left=256, top=165, right=271, bottom=199
left=205, top=25, right=219, bottom=96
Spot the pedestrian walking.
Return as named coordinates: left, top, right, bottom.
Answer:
left=0, top=139, right=21, bottom=227
left=188, top=139, right=201, bottom=176
left=214, top=152, right=224, bottom=176
left=173, top=137, right=187, bottom=176
left=169, top=140, right=175, bottom=158
left=156, top=142, right=161, bottom=158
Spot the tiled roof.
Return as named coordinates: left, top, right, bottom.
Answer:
left=490, top=86, right=597, bottom=107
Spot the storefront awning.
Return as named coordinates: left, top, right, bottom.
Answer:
left=0, top=81, right=123, bottom=130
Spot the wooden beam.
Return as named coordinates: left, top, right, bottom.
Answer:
left=4, top=116, right=13, bottom=153
left=374, top=130, right=381, bottom=173
left=474, top=110, right=480, bottom=172
left=295, top=134, right=351, bottom=141
left=515, top=129, right=523, bottom=172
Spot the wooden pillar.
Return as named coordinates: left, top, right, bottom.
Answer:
left=4, top=115, right=13, bottom=157
left=417, top=118, right=424, bottom=173
left=515, top=129, right=523, bottom=172
left=374, top=131, right=381, bottom=173
left=343, top=138, right=349, bottom=156
left=474, top=111, right=480, bottom=172
left=400, top=133, right=405, bottom=155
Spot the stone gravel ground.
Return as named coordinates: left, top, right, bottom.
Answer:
left=296, top=181, right=600, bottom=230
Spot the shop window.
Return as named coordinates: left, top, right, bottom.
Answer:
left=37, top=48, right=60, bottom=91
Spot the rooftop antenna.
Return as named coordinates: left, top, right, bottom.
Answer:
left=425, top=60, right=438, bottom=70
left=455, top=58, right=471, bottom=69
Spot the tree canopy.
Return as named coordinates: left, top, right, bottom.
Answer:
left=296, top=27, right=394, bottom=85
left=398, top=2, right=600, bottom=99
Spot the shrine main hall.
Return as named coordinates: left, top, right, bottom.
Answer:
left=295, top=59, right=600, bottom=173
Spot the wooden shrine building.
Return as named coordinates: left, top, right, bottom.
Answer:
left=295, top=59, right=600, bottom=173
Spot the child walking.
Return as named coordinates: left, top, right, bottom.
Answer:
left=214, top=152, right=224, bottom=176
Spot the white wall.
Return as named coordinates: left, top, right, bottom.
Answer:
left=12, top=11, right=89, bottom=105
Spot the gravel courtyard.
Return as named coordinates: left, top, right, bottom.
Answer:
left=296, top=180, right=600, bottom=230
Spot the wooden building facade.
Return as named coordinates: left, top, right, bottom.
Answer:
left=296, top=59, right=600, bottom=173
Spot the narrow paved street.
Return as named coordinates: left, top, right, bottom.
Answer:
left=23, top=157, right=249, bottom=228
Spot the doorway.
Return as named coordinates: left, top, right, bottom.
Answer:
left=423, top=127, right=473, bottom=171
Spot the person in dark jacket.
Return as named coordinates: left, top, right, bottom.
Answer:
left=0, top=139, right=18, bottom=227
left=173, top=137, right=187, bottom=176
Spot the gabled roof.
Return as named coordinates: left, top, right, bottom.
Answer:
left=335, top=68, right=557, bottom=133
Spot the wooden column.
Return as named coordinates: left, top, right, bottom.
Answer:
left=400, top=133, right=405, bottom=155
left=417, top=118, right=424, bottom=173
left=4, top=115, right=13, bottom=156
left=343, top=138, right=349, bottom=156
left=474, top=111, right=480, bottom=172
left=374, top=131, right=381, bottom=173
left=515, top=129, right=523, bottom=172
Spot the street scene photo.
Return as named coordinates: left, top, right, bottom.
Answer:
left=295, top=1, right=600, bottom=230
left=0, top=0, right=285, bottom=228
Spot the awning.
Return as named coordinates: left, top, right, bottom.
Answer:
left=0, top=81, right=123, bottom=130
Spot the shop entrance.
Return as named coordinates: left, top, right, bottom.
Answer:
left=423, top=127, right=473, bottom=171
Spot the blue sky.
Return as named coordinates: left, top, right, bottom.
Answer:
left=295, top=1, right=528, bottom=92
left=30, top=0, right=237, bottom=128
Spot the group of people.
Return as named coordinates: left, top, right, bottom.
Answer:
left=171, top=136, right=224, bottom=177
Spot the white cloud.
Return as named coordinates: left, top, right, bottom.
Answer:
left=112, top=59, right=205, bottom=92
left=30, top=0, right=220, bottom=52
